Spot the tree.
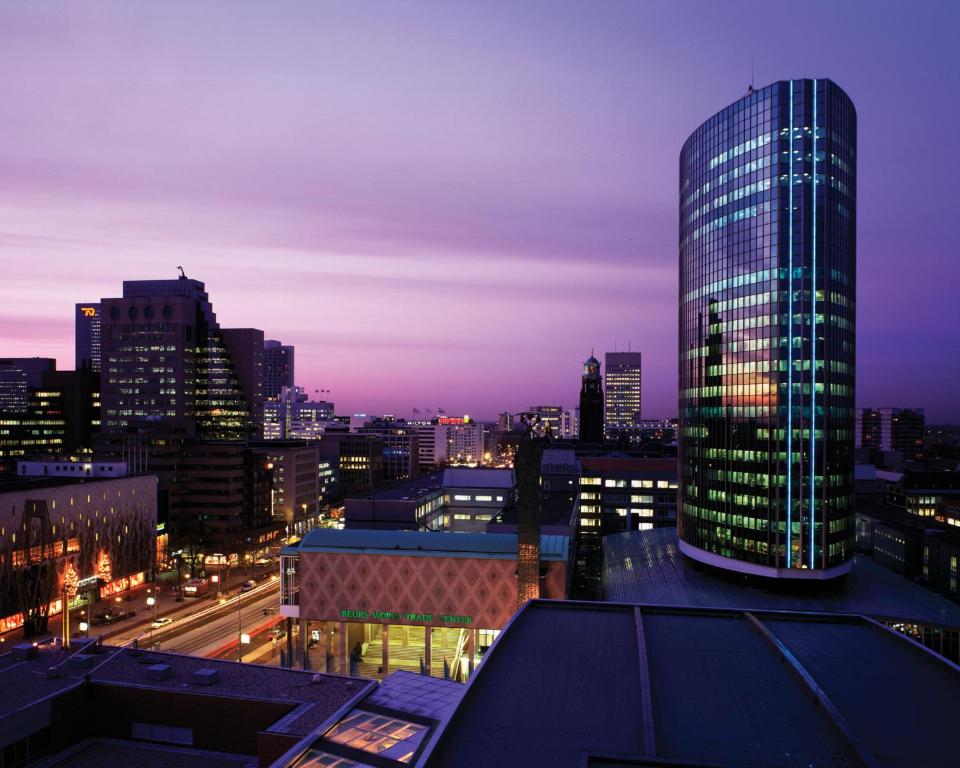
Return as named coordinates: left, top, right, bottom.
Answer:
left=96, top=550, right=112, bottom=584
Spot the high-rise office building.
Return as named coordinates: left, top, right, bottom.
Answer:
left=856, top=407, right=925, bottom=458
left=678, top=79, right=856, bottom=578
left=99, top=275, right=260, bottom=440
left=263, top=386, right=336, bottom=440
left=75, top=302, right=101, bottom=371
left=0, top=358, right=55, bottom=413
left=578, top=355, right=603, bottom=443
left=497, top=412, right=514, bottom=432
left=604, top=352, right=642, bottom=437
left=263, top=339, right=295, bottom=400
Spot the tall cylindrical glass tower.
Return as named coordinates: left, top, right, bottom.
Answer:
left=678, top=79, right=856, bottom=579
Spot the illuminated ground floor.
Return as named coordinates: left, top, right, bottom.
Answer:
left=300, top=620, right=499, bottom=681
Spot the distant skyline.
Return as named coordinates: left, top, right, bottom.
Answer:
left=1, top=1, right=958, bottom=421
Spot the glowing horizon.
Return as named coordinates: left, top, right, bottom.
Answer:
left=1, top=1, right=957, bottom=421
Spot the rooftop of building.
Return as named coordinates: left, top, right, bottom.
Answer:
left=33, top=739, right=258, bottom=768
left=353, top=471, right=445, bottom=502
left=0, top=640, right=372, bottom=736
left=285, top=528, right=569, bottom=562
left=603, top=528, right=960, bottom=629
left=488, top=490, right=578, bottom=532
left=441, top=467, right=515, bottom=489
left=579, top=455, right=677, bottom=473
left=0, top=472, right=147, bottom=493
left=274, top=672, right=466, bottom=768
left=421, top=599, right=960, bottom=768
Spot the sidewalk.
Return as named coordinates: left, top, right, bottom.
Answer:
left=0, top=561, right=279, bottom=647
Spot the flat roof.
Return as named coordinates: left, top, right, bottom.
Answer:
left=353, top=471, right=445, bottom=502
left=442, top=468, right=515, bottom=489
left=0, top=474, right=141, bottom=493
left=603, top=528, right=960, bottom=628
left=0, top=642, right=372, bottom=735
left=33, top=738, right=257, bottom=768
left=287, top=528, right=569, bottom=562
left=579, top=457, right=676, bottom=474
left=422, top=600, right=960, bottom=768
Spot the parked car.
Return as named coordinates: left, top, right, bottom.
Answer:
left=151, top=616, right=172, bottom=629
left=240, top=579, right=257, bottom=592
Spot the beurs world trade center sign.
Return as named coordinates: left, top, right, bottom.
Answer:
left=340, top=609, right=473, bottom=624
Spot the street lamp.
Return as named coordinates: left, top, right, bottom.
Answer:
left=79, top=621, right=89, bottom=638
left=238, top=606, right=251, bottom=662
left=146, top=595, right=157, bottom=622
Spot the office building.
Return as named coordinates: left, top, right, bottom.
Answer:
left=604, top=351, right=642, bottom=438
left=75, top=302, right=102, bottom=371
left=40, top=367, right=101, bottom=453
left=578, top=354, right=603, bottom=443
left=0, top=358, right=55, bottom=414
left=250, top=440, right=329, bottom=539
left=264, top=386, right=336, bottom=440
left=317, top=433, right=385, bottom=498
left=169, top=441, right=281, bottom=563
left=358, top=419, right=421, bottom=481
left=264, top=339, right=295, bottom=400
left=0, top=385, right=66, bottom=467
left=856, top=407, right=925, bottom=458
left=220, top=327, right=265, bottom=436
left=99, top=275, right=259, bottom=440
left=679, top=79, right=857, bottom=578
left=496, top=412, right=513, bottom=432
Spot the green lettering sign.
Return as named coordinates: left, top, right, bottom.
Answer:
left=339, top=609, right=473, bottom=625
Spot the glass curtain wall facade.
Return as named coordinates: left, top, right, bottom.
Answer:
left=678, top=79, right=856, bottom=578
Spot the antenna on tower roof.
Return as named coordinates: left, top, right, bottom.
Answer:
left=748, top=57, right=755, bottom=93
left=177, top=266, right=187, bottom=280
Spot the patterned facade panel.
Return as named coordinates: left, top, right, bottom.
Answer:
left=299, top=553, right=522, bottom=629
left=543, top=561, right=568, bottom=599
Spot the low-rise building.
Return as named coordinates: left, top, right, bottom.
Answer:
left=0, top=473, right=157, bottom=636
left=280, top=528, right=571, bottom=680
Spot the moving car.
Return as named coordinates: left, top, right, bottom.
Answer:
left=151, top=616, right=172, bottom=629
left=240, top=579, right=257, bottom=592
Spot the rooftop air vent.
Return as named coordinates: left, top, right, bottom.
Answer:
left=192, top=668, right=220, bottom=686
left=146, top=664, right=173, bottom=681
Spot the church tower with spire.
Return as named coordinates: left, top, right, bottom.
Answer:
left=579, top=352, right=604, bottom=443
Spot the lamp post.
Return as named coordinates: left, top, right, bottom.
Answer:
left=146, top=594, right=157, bottom=622
left=238, top=606, right=251, bottom=662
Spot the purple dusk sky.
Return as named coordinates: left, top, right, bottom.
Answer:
left=1, top=1, right=957, bottom=421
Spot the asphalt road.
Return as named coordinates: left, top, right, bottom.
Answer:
left=108, top=577, right=282, bottom=659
